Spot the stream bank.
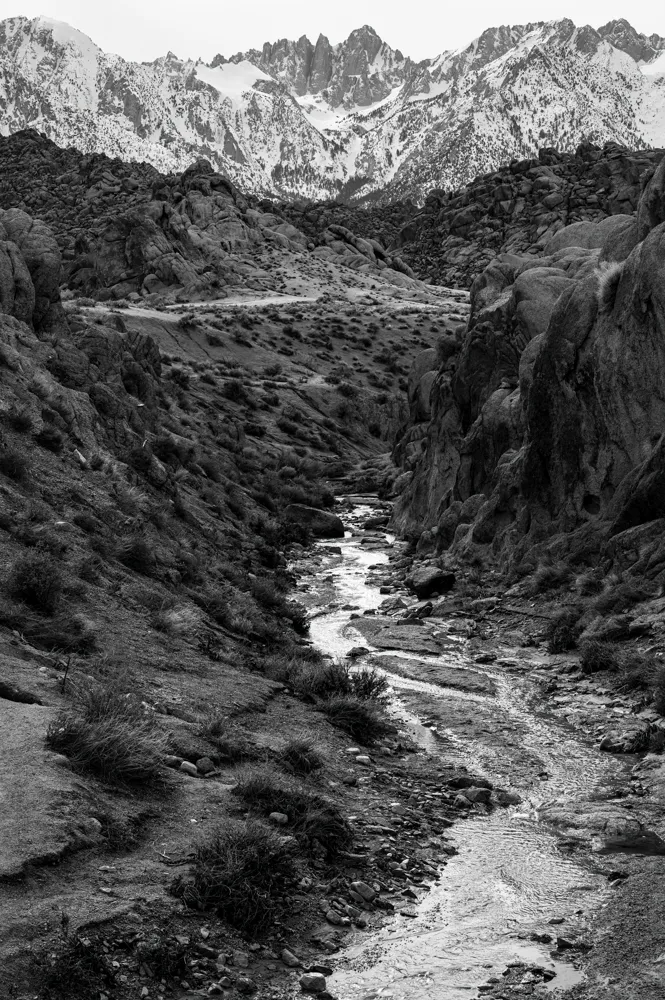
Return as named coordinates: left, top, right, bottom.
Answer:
left=293, top=496, right=665, bottom=1000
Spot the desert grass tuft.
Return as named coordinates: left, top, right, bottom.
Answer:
left=38, top=933, right=116, bottom=999
left=233, top=765, right=352, bottom=856
left=172, top=820, right=296, bottom=932
left=321, top=695, right=391, bottom=744
left=0, top=446, right=30, bottom=481
left=46, top=683, right=168, bottom=786
left=579, top=638, right=622, bottom=674
left=7, top=549, right=63, bottom=613
left=530, top=560, right=573, bottom=594
left=546, top=610, right=582, bottom=653
left=278, top=737, right=323, bottom=775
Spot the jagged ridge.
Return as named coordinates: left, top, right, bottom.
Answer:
left=1, top=16, right=665, bottom=204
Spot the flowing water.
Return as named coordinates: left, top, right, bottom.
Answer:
left=295, top=498, right=628, bottom=1000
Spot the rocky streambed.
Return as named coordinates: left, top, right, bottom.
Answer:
left=292, top=497, right=665, bottom=1000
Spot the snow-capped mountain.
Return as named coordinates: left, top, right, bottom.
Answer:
left=1, top=16, right=664, bottom=204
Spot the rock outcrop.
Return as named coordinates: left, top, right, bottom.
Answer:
left=0, top=131, right=417, bottom=301
left=394, top=143, right=664, bottom=288
left=393, top=156, right=665, bottom=582
left=0, top=207, right=65, bottom=333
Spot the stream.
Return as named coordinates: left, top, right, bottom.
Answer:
left=294, top=498, right=630, bottom=1000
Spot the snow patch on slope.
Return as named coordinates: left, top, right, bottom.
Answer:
left=195, top=61, right=272, bottom=102
left=642, top=50, right=665, bottom=76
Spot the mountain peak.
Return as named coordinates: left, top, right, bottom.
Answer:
left=597, top=17, right=664, bottom=61
left=32, top=16, right=99, bottom=52
left=0, top=15, right=664, bottom=205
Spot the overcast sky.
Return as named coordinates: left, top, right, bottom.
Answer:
left=6, top=1, right=665, bottom=63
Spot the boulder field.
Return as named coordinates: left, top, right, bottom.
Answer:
left=0, top=130, right=418, bottom=304
left=393, top=155, right=665, bottom=583
left=390, top=141, right=664, bottom=288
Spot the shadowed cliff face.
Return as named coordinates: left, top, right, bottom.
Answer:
left=393, top=158, right=665, bottom=579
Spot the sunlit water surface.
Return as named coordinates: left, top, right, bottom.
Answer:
left=298, top=501, right=622, bottom=999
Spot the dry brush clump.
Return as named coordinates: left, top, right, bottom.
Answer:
left=579, top=638, right=622, bottom=674
left=7, top=549, right=63, bottom=613
left=0, top=445, right=30, bottom=481
left=592, top=579, right=654, bottom=616
left=1, top=549, right=97, bottom=653
left=546, top=609, right=582, bottom=653
left=38, top=932, right=117, bottom=999
left=172, top=820, right=297, bottom=932
left=233, top=765, right=352, bottom=858
left=321, top=695, right=392, bottom=744
left=530, top=560, right=573, bottom=594
left=278, top=737, right=323, bottom=775
left=46, top=683, right=168, bottom=787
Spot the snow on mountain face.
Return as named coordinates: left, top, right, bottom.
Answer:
left=1, top=15, right=664, bottom=205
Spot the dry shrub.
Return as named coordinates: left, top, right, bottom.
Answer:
left=39, top=933, right=116, bottom=999
left=278, top=738, right=323, bottom=775
left=579, top=638, right=622, bottom=674
left=617, top=651, right=658, bottom=692
left=0, top=446, right=30, bottom=481
left=530, top=560, right=573, bottom=594
left=172, top=820, right=296, bottom=932
left=116, top=535, right=154, bottom=575
left=151, top=602, right=201, bottom=636
left=593, top=580, right=654, bottom=616
left=6, top=403, right=33, bottom=432
left=321, top=695, right=391, bottom=744
left=351, top=665, right=389, bottom=701
left=546, top=610, right=582, bottom=653
left=46, top=684, right=167, bottom=786
left=233, top=766, right=351, bottom=857
left=7, top=549, right=63, bottom=613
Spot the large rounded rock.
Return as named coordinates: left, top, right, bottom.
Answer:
left=282, top=504, right=345, bottom=538
left=0, top=238, right=35, bottom=323
left=0, top=208, right=64, bottom=332
left=299, top=973, right=327, bottom=994
left=406, top=565, right=455, bottom=598
left=544, top=214, right=635, bottom=254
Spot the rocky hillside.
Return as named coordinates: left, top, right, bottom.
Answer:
left=392, top=141, right=665, bottom=287
left=1, top=16, right=664, bottom=203
left=0, top=174, right=471, bottom=997
left=392, top=152, right=665, bottom=588
left=0, top=130, right=421, bottom=303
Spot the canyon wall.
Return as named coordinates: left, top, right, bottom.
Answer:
left=393, top=155, right=665, bottom=581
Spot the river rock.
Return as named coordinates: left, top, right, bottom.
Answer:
left=299, top=973, right=327, bottom=994
left=281, top=948, right=301, bottom=967
left=350, top=880, right=377, bottom=902
left=363, top=516, right=389, bottom=528
left=448, top=775, right=493, bottom=790
left=599, top=726, right=651, bottom=753
left=463, top=786, right=493, bottom=804
left=283, top=504, right=345, bottom=538
left=406, top=566, right=456, bottom=598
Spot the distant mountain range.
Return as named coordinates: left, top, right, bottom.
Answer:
left=1, top=16, right=664, bottom=203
